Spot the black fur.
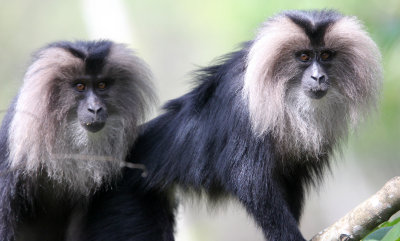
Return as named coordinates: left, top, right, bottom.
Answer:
left=84, top=174, right=176, bottom=241
left=0, top=100, right=74, bottom=241
left=84, top=41, right=112, bottom=75
left=0, top=40, right=161, bottom=241
left=48, top=40, right=112, bottom=75
left=285, top=10, right=342, bottom=46
left=82, top=10, right=351, bottom=241
left=84, top=37, right=333, bottom=240
left=0, top=98, right=18, bottom=241
left=2, top=10, right=355, bottom=241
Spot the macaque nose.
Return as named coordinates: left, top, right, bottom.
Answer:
left=311, top=74, right=326, bottom=84
left=88, top=106, right=103, bottom=114
left=311, top=62, right=328, bottom=84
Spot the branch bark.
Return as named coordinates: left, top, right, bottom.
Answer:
left=311, top=176, right=400, bottom=241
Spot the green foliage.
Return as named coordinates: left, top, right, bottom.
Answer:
left=363, top=217, right=400, bottom=241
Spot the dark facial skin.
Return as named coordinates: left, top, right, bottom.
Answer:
left=297, top=50, right=334, bottom=99
left=75, top=77, right=110, bottom=133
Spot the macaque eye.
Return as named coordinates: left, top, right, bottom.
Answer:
left=299, top=53, right=311, bottom=62
left=98, top=82, right=107, bottom=90
left=75, top=83, right=86, bottom=92
left=320, top=51, right=333, bottom=61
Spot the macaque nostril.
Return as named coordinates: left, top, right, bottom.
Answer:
left=311, top=74, right=326, bottom=84
left=319, top=75, right=326, bottom=84
left=88, top=107, right=102, bottom=114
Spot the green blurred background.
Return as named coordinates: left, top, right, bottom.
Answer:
left=0, top=0, right=399, bottom=240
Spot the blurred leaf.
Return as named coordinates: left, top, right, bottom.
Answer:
left=381, top=222, right=400, bottom=241
left=363, top=227, right=393, bottom=241
left=362, top=218, right=400, bottom=241
left=380, top=218, right=400, bottom=228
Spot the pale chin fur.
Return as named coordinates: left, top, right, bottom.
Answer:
left=10, top=115, right=133, bottom=196
left=278, top=84, right=350, bottom=158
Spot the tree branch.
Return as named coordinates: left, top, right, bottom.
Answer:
left=311, top=176, right=400, bottom=241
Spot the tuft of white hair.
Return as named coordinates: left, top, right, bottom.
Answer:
left=8, top=44, right=156, bottom=196
left=243, top=14, right=382, bottom=158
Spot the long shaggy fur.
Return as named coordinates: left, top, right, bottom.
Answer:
left=8, top=43, right=155, bottom=195
left=0, top=40, right=157, bottom=241
left=244, top=12, right=382, bottom=157
left=84, top=10, right=383, bottom=241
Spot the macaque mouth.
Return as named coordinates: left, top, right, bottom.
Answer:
left=81, top=121, right=106, bottom=133
left=305, top=88, right=328, bottom=99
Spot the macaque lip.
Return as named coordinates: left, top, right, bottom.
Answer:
left=81, top=121, right=105, bottom=133
left=305, top=89, right=328, bottom=99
